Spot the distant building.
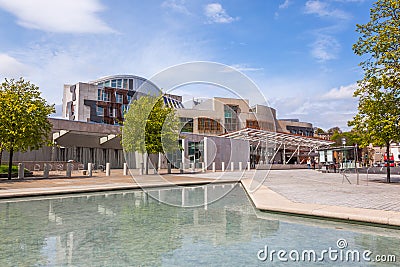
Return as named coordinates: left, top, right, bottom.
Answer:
left=176, top=97, right=314, bottom=136
left=313, top=130, right=334, bottom=141
left=62, top=75, right=183, bottom=125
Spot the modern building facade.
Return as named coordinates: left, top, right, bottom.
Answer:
left=176, top=97, right=314, bottom=137
left=62, top=76, right=314, bottom=137
left=1, top=74, right=330, bottom=171
left=62, top=75, right=183, bottom=125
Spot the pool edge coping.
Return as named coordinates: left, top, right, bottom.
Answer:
left=240, top=179, right=400, bottom=228
left=0, top=179, right=237, bottom=200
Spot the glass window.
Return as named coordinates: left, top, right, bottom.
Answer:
left=117, top=79, right=122, bottom=88
left=180, top=117, right=193, bottom=133
left=105, top=80, right=110, bottom=87
left=97, top=89, right=102, bottom=101
left=103, top=92, right=110, bottom=102
left=129, top=79, right=133, bottom=90
left=246, top=120, right=260, bottom=129
left=224, top=105, right=238, bottom=132
left=127, top=95, right=132, bottom=104
left=122, top=105, right=129, bottom=114
left=198, top=118, right=222, bottom=133
left=111, top=79, right=117, bottom=88
left=116, top=93, right=123, bottom=103
left=96, top=106, right=104, bottom=116
left=123, top=79, right=128, bottom=89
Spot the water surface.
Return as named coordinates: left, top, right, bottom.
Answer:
left=0, top=184, right=398, bottom=266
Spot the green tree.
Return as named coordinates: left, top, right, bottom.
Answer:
left=330, top=130, right=360, bottom=147
left=0, top=78, right=55, bottom=179
left=327, top=126, right=342, bottom=134
left=349, top=0, right=400, bottom=182
left=314, top=127, right=326, bottom=135
left=122, top=95, right=180, bottom=174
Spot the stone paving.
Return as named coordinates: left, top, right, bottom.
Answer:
left=262, top=169, right=400, bottom=212
left=186, top=169, right=400, bottom=212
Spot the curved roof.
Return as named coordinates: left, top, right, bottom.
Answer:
left=221, top=128, right=334, bottom=150
left=89, top=74, right=160, bottom=90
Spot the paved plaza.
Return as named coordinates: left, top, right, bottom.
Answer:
left=1, top=168, right=400, bottom=226
left=261, top=169, right=400, bottom=212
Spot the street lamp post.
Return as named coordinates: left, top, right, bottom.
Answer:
left=341, top=137, right=346, bottom=170
left=355, top=143, right=359, bottom=185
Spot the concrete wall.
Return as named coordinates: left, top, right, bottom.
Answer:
left=2, top=146, right=126, bottom=169
left=277, top=120, right=313, bottom=134
left=77, top=83, right=96, bottom=121
left=205, top=135, right=249, bottom=170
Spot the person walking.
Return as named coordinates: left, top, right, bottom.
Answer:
left=307, top=157, right=311, bottom=169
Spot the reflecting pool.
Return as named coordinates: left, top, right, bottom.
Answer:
left=0, top=184, right=399, bottom=266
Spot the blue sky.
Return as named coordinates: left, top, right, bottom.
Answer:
left=0, top=0, right=373, bottom=130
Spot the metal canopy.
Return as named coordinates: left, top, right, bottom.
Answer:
left=221, top=128, right=334, bottom=151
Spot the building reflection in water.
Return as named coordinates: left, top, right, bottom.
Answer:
left=0, top=184, right=399, bottom=266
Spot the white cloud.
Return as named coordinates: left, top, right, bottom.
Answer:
left=311, top=34, right=341, bottom=62
left=14, top=32, right=213, bottom=104
left=304, top=0, right=350, bottom=20
left=162, top=0, right=191, bottom=15
left=271, top=93, right=358, bottom=130
left=321, top=83, right=358, bottom=100
left=279, top=0, right=291, bottom=9
left=0, top=53, right=30, bottom=80
left=0, top=0, right=113, bottom=33
left=230, top=64, right=264, bottom=72
left=204, top=3, right=238, bottom=24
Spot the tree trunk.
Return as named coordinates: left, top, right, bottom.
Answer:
left=8, top=147, right=13, bottom=180
left=386, top=143, right=391, bottom=183
left=0, top=149, right=2, bottom=166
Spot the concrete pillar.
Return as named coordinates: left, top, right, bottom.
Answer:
left=180, top=162, right=184, bottom=174
left=231, top=162, right=234, bottom=171
left=158, top=153, right=162, bottom=171
left=239, top=162, right=242, bottom=171
left=167, top=162, right=171, bottom=174
left=247, top=161, right=251, bottom=171
left=212, top=162, right=216, bottom=172
left=66, top=163, right=72, bottom=178
left=140, top=162, right=144, bottom=175
left=283, top=144, right=286, bottom=165
left=43, top=163, right=49, bottom=178
left=221, top=162, right=225, bottom=171
left=123, top=163, right=128, bottom=176
left=190, top=163, right=195, bottom=173
left=201, top=162, right=205, bottom=172
left=88, top=163, right=93, bottom=177
left=204, top=137, right=208, bottom=171
left=106, top=163, right=110, bottom=176
left=181, top=139, right=186, bottom=169
left=18, top=163, right=24, bottom=179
